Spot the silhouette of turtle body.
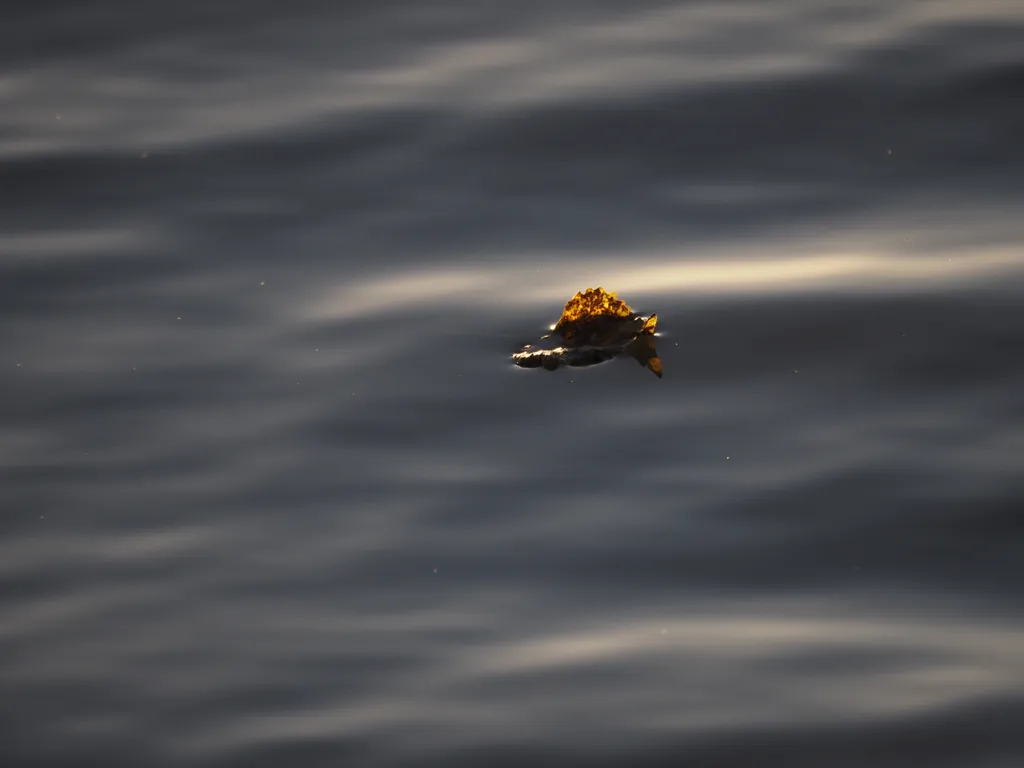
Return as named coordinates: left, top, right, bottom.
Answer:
left=512, top=288, right=662, bottom=378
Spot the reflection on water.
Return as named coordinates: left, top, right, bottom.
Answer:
left=170, top=596, right=1024, bottom=762
left=306, top=244, right=1024, bottom=323
left=2, top=0, right=1024, bottom=766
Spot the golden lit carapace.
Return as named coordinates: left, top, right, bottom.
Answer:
left=555, top=287, right=634, bottom=329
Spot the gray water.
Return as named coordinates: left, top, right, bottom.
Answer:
left=3, top=2, right=1024, bottom=766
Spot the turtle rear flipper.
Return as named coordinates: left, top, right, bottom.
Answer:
left=625, top=333, right=663, bottom=378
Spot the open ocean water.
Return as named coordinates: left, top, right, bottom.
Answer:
left=3, top=2, right=1024, bottom=766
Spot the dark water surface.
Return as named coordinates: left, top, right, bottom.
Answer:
left=3, top=2, right=1024, bottom=766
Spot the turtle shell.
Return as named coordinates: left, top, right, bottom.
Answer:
left=554, top=288, right=657, bottom=346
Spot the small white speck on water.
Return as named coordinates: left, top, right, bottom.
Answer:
left=55, top=114, right=61, bottom=121
left=260, top=280, right=265, bottom=286
left=794, top=369, right=799, bottom=373
left=726, top=456, right=730, bottom=460
left=886, top=148, right=892, bottom=155
left=315, top=348, right=319, bottom=352
left=177, top=316, right=181, bottom=320
left=16, top=363, right=21, bottom=367
left=433, top=568, right=438, bottom=573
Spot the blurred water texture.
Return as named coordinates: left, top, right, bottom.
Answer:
left=2, top=2, right=1023, bottom=766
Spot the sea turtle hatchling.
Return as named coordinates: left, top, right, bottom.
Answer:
left=512, top=287, right=662, bottom=378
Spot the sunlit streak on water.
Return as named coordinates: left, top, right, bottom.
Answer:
left=307, top=245, right=1023, bottom=321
